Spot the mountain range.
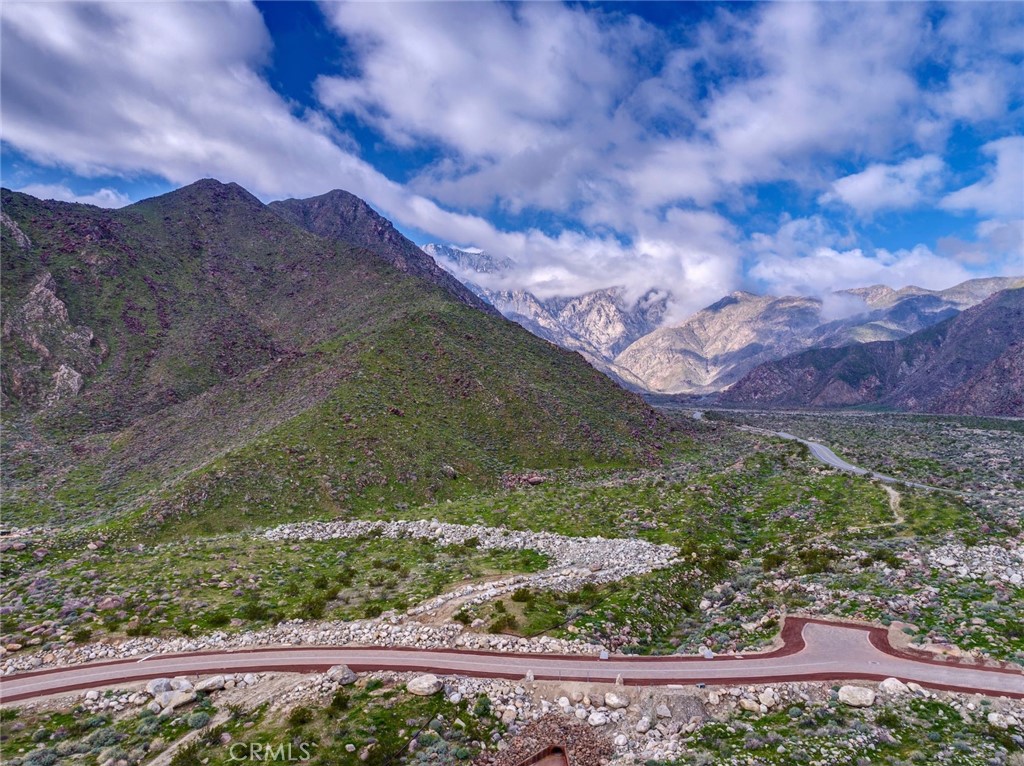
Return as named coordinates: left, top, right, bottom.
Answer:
left=721, top=287, right=1024, bottom=416
left=0, top=181, right=663, bottom=534
left=424, top=244, right=1022, bottom=398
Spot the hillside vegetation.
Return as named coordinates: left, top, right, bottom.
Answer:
left=1, top=181, right=665, bottom=533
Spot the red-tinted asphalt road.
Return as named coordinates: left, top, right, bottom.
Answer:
left=2, top=619, right=1021, bottom=704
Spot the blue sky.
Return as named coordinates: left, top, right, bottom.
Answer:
left=2, top=1, right=1022, bottom=317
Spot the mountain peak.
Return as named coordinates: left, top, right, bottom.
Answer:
left=130, top=177, right=265, bottom=213
left=268, top=192, right=497, bottom=315
left=424, top=243, right=516, bottom=275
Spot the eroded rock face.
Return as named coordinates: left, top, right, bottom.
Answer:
left=2, top=272, right=106, bottom=408
left=1, top=211, right=31, bottom=249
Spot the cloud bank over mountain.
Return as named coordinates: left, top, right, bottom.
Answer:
left=2, top=1, right=1021, bottom=317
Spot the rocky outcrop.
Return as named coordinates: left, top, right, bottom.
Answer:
left=1, top=272, right=106, bottom=408
left=1, top=210, right=32, bottom=249
left=423, top=244, right=515, bottom=275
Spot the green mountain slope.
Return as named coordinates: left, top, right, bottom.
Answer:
left=1, top=181, right=664, bottom=533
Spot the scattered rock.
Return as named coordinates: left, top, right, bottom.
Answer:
left=146, top=678, right=173, bottom=695
left=739, top=698, right=761, bottom=713
left=156, top=690, right=196, bottom=711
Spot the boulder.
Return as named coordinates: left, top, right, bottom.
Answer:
left=739, top=698, right=761, bottom=713
left=758, top=689, right=777, bottom=708
left=838, top=686, right=876, bottom=707
left=878, top=677, right=909, bottom=696
left=326, top=665, right=357, bottom=685
left=635, top=716, right=651, bottom=734
left=406, top=674, right=443, bottom=696
left=987, top=712, right=1019, bottom=730
left=587, top=711, right=608, bottom=726
left=195, top=675, right=226, bottom=693
left=146, top=678, right=173, bottom=695
left=604, top=691, right=629, bottom=710
left=156, top=690, right=196, bottom=711
left=655, top=704, right=672, bottom=719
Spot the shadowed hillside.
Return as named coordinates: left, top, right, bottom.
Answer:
left=721, top=288, right=1024, bottom=416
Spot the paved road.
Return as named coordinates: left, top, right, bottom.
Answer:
left=2, top=619, right=1020, bottom=703
left=738, top=426, right=939, bottom=491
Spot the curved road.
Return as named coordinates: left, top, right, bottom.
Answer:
left=736, top=425, right=940, bottom=491
left=2, top=619, right=1021, bottom=703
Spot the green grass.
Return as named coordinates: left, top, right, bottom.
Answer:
left=148, top=678, right=495, bottom=766
left=672, top=696, right=1019, bottom=765
left=0, top=533, right=548, bottom=642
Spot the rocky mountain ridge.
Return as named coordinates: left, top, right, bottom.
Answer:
left=721, top=288, right=1024, bottom=416
left=425, top=244, right=668, bottom=389
left=424, top=242, right=1021, bottom=396
left=269, top=191, right=496, bottom=316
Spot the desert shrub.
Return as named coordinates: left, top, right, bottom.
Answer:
left=288, top=707, right=313, bottom=728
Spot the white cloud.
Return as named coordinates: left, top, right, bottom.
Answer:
left=937, top=218, right=1024, bottom=269
left=701, top=4, right=925, bottom=188
left=2, top=0, right=1019, bottom=320
left=820, top=155, right=945, bottom=214
left=941, top=136, right=1024, bottom=218
left=316, top=3, right=649, bottom=161
left=16, top=183, right=131, bottom=208
left=316, top=3, right=944, bottom=221
left=749, top=216, right=975, bottom=296
left=934, top=68, right=1013, bottom=123
left=2, top=2, right=332, bottom=194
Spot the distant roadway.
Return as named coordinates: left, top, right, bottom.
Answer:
left=735, top=424, right=941, bottom=491
left=2, top=619, right=1021, bottom=703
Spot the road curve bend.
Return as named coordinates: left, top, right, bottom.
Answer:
left=2, top=619, right=1020, bottom=704
left=737, top=426, right=941, bottom=491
